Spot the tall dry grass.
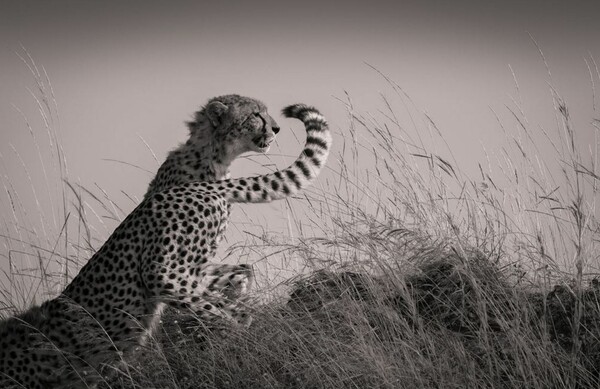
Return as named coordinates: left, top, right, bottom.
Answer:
left=1, top=50, right=599, bottom=388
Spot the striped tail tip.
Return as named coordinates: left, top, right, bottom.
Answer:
left=282, top=104, right=321, bottom=120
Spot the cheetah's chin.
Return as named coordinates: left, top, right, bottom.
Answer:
left=252, top=137, right=274, bottom=152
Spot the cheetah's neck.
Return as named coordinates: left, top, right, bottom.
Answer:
left=145, top=137, right=233, bottom=198
left=180, top=138, right=233, bottom=180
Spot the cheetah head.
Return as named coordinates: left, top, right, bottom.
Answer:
left=196, top=95, right=280, bottom=157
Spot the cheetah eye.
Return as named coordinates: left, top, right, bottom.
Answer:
left=241, top=113, right=264, bottom=130
left=242, top=113, right=259, bottom=124
left=254, top=113, right=266, bottom=127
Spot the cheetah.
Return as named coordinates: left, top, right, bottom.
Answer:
left=0, top=101, right=331, bottom=388
left=145, top=95, right=282, bottom=322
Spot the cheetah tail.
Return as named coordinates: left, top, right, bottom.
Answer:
left=221, top=104, right=331, bottom=203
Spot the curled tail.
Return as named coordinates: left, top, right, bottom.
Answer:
left=217, top=104, right=331, bottom=203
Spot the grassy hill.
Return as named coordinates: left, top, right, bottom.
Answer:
left=2, top=60, right=600, bottom=388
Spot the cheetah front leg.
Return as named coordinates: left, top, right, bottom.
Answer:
left=141, top=257, right=253, bottom=324
left=201, top=263, right=253, bottom=298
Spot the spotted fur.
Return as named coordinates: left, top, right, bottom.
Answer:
left=0, top=101, right=330, bottom=388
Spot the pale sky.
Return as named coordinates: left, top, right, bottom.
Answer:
left=1, top=0, right=599, bottom=303
left=2, top=1, right=598, bottom=193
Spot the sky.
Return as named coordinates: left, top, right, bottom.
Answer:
left=0, top=0, right=599, bottom=302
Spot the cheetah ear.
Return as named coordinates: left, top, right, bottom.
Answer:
left=206, top=101, right=229, bottom=127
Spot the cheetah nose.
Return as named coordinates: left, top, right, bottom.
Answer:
left=272, top=125, right=280, bottom=134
